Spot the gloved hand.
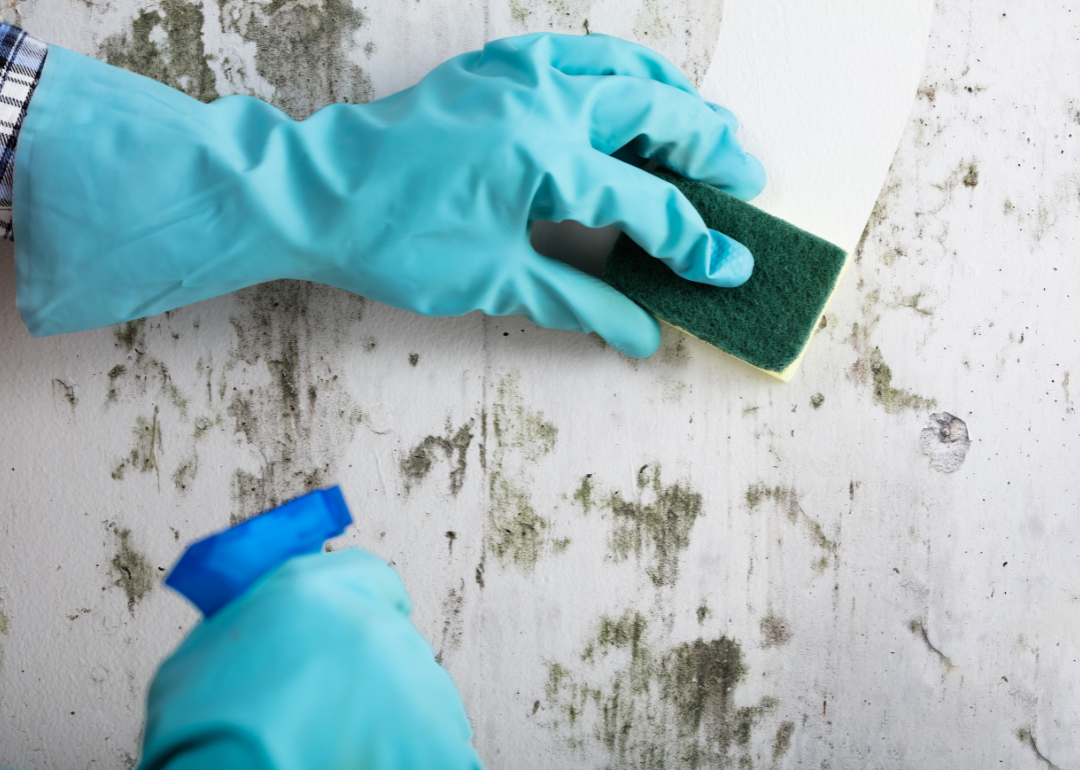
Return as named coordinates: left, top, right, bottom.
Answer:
left=140, top=549, right=482, bottom=770
left=17, top=33, right=765, bottom=357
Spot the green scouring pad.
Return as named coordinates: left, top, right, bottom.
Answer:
left=605, top=169, right=849, bottom=382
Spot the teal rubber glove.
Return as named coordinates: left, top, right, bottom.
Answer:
left=141, top=549, right=482, bottom=770
left=16, top=33, right=765, bottom=357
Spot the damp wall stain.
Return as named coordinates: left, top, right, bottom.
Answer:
left=99, top=0, right=219, bottom=103
left=226, top=281, right=365, bottom=523
left=486, top=372, right=558, bottom=571
left=218, top=0, right=373, bottom=119
left=545, top=610, right=780, bottom=769
left=400, top=420, right=475, bottom=496
left=572, top=464, right=704, bottom=587
left=108, top=524, right=154, bottom=614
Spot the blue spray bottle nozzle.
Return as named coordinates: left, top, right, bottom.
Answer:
left=165, top=486, right=352, bottom=618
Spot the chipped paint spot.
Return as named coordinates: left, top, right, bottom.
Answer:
left=546, top=611, right=778, bottom=768
left=574, top=464, right=703, bottom=587
left=108, top=525, right=154, bottom=614
left=100, top=0, right=219, bottom=103
left=226, top=281, right=365, bottom=523
left=400, top=420, right=475, bottom=495
left=920, top=412, right=971, bottom=473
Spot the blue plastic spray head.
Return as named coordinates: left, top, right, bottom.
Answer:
left=165, top=486, right=352, bottom=618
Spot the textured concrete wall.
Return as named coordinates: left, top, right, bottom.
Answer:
left=1, top=1, right=1079, bottom=769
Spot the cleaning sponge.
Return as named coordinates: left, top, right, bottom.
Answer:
left=604, top=169, right=849, bottom=381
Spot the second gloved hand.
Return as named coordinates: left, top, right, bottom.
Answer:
left=17, top=33, right=765, bottom=356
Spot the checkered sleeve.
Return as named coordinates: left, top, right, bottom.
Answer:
left=0, top=22, right=47, bottom=242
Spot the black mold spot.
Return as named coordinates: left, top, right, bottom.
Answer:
left=920, top=412, right=971, bottom=473
left=400, top=420, right=475, bottom=496
left=696, top=603, right=709, bottom=624
left=810, top=393, right=824, bottom=409
left=408, top=353, right=419, bottom=367
left=759, top=613, right=791, bottom=648
left=100, top=0, right=219, bottom=102
left=962, top=163, right=979, bottom=187
left=219, top=0, right=373, bottom=120
left=53, top=379, right=78, bottom=410
left=108, top=524, right=154, bottom=614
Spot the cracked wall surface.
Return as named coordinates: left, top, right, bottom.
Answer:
left=1, top=1, right=1079, bottom=769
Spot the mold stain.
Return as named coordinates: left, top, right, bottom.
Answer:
left=571, top=465, right=703, bottom=587
left=745, top=483, right=837, bottom=572
left=1062, top=371, right=1073, bottom=414
left=0, top=598, right=8, bottom=672
left=545, top=611, right=779, bottom=768
left=108, top=524, right=154, bottom=614
left=962, top=163, right=979, bottom=188
left=99, top=0, right=219, bottom=103
left=486, top=372, right=558, bottom=571
left=435, top=580, right=465, bottom=665
left=172, top=454, right=199, bottom=492
left=847, top=295, right=936, bottom=415
left=226, top=280, right=365, bottom=523
left=106, top=320, right=189, bottom=418
left=52, top=379, right=78, bottom=411
left=907, top=619, right=954, bottom=672
left=399, top=420, right=475, bottom=496
left=893, top=290, right=934, bottom=317
left=218, top=0, right=373, bottom=119
left=759, top=613, right=791, bottom=648
left=1016, top=727, right=1063, bottom=770
left=111, top=409, right=163, bottom=487
left=810, top=393, right=824, bottom=409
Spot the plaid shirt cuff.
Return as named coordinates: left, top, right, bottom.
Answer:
left=0, top=22, right=47, bottom=242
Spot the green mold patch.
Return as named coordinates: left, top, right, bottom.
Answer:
left=400, top=420, right=475, bottom=496
left=108, top=524, right=154, bottom=614
left=745, top=483, right=837, bottom=572
left=847, top=291, right=937, bottom=414
left=172, top=455, right=198, bottom=492
left=112, top=410, right=163, bottom=487
left=100, top=0, right=219, bottom=103
left=485, top=372, right=559, bottom=571
left=545, top=611, right=781, bottom=768
left=218, top=0, right=373, bottom=119
left=573, top=465, right=704, bottom=587
left=226, top=281, right=365, bottom=523
left=759, top=613, right=791, bottom=648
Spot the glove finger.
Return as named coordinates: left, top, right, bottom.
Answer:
left=575, top=75, right=766, bottom=201
left=513, top=252, right=662, bottom=358
left=537, top=152, right=754, bottom=287
left=481, top=32, right=697, bottom=96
